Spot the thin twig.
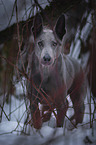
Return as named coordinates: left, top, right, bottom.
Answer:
left=8, top=0, right=17, bottom=26
left=0, top=104, right=10, bottom=121
left=8, top=101, right=26, bottom=117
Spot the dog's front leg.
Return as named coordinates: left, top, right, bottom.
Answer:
left=30, top=101, right=42, bottom=129
left=56, top=99, right=68, bottom=127
left=42, top=104, right=52, bottom=122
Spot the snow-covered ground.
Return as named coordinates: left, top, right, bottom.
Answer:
left=0, top=123, right=96, bottom=145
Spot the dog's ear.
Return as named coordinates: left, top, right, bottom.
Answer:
left=54, top=14, right=66, bottom=41
left=32, top=13, right=43, bottom=38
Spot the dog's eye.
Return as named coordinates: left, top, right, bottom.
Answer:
left=38, top=41, right=44, bottom=48
left=52, top=41, right=57, bottom=47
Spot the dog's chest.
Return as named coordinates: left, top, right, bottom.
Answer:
left=32, top=67, right=65, bottom=98
left=34, top=69, right=63, bottom=88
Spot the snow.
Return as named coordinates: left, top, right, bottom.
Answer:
left=69, top=12, right=92, bottom=65
left=0, top=121, right=96, bottom=145
left=81, top=13, right=92, bottom=42
left=71, top=39, right=81, bottom=59
left=0, top=0, right=50, bottom=31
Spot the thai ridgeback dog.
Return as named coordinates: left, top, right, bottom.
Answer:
left=27, top=13, right=86, bottom=129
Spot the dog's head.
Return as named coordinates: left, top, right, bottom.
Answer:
left=31, top=14, right=66, bottom=66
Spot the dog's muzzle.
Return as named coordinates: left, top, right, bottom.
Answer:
left=41, top=53, right=52, bottom=66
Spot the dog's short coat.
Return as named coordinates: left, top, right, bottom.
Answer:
left=27, top=14, right=86, bottom=129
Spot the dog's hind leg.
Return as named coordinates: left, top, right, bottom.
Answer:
left=70, top=99, right=85, bottom=125
left=69, top=82, right=86, bottom=125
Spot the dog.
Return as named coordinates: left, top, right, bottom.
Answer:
left=27, top=13, right=86, bottom=129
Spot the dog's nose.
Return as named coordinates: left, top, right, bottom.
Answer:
left=43, top=54, right=51, bottom=62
